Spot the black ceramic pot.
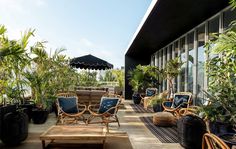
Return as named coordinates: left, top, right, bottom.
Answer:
left=218, top=133, right=236, bottom=148
left=132, top=93, right=141, bottom=104
left=177, top=114, right=206, bottom=149
left=0, top=105, right=17, bottom=139
left=31, top=108, right=49, bottom=124
left=1, top=111, right=28, bottom=146
left=209, top=121, right=234, bottom=135
left=20, top=102, right=35, bottom=122
left=152, top=104, right=163, bottom=112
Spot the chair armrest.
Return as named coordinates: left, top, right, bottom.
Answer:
left=162, top=101, right=172, bottom=108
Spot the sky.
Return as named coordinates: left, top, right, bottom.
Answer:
left=0, top=0, right=152, bottom=69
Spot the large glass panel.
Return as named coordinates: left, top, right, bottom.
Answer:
left=174, top=41, right=179, bottom=92
left=187, top=32, right=194, bottom=92
left=208, top=17, right=219, bottom=62
left=159, top=50, right=163, bottom=92
left=223, top=8, right=236, bottom=30
left=197, top=25, right=205, bottom=104
left=163, top=48, right=167, bottom=90
left=169, top=44, right=173, bottom=60
left=180, top=37, right=186, bottom=92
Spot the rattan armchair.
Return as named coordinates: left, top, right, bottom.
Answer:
left=162, top=92, right=192, bottom=117
left=140, top=88, right=158, bottom=109
left=202, top=132, right=230, bottom=149
left=86, top=94, right=121, bottom=132
left=56, top=92, right=86, bottom=124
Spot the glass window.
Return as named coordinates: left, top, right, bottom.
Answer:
left=163, top=48, right=167, bottom=90
left=223, top=8, right=236, bottom=30
left=169, top=45, right=173, bottom=60
left=159, top=50, right=163, bottom=92
left=197, top=25, right=205, bottom=104
left=187, top=32, right=194, bottom=92
left=180, top=37, right=186, bottom=92
left=174, top=41, right=179, bottom=92
left=208, top=16, right=219, bottom=59
left=155, top=52, right=159, bottom=67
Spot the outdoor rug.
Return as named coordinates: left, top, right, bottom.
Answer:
left=130, top=104, right=154, bottom=113
left=140, top=116, right=178, bottom=143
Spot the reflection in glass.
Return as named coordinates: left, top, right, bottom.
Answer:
left=163, top=48, right=167, bottom=90
left=159, top=50, right=163, bottom=92
left=180, top=37, right=185, bottom=92
left=187, top=32, right=194, bottom=92
left=174, top=42, right=179, bottom=92
left=208, top=16, right=219, bottom=59
left=197, top=25, right=205, bottom=104
left=223, top=8, right=236, bottom=30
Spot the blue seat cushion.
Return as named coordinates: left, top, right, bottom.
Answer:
left=171, top=95, right=190, bottom=108
left=146, top=89, right=156, bottom=97
left=58, top=97, right=78, bottom=113
left=98, top=98, right=119, bottom=114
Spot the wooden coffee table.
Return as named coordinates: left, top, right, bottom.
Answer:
left=40, top=125, right=107, bottom=149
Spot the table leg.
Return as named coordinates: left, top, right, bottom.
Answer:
left=42, top=140, right=46, bottom=149
left=102, top=139, right=106, bottom=149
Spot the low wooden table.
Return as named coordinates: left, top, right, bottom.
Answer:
left=40, top=125, right=107, bottom=149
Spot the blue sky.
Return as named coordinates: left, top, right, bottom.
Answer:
left=0, top=0, right=152, bottom=68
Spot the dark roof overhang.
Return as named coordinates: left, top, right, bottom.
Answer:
left=125, top=0, right=229, bottom=63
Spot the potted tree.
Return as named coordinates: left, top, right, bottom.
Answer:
left=200, top=15, right=236, bottom=147
left=23, top=42, right=54, bottom=124
left=160, top=57, right=183, bottom=99
left=128, top=65, right=159, bottom=104
left=0, top=25, right=31, bottom=145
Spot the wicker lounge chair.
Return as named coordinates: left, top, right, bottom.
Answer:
left=56, top=92, right=86, bottom=124
left=162, top=92, right=192, bottom=117
left=202, top=132, right=230, bottom=149
left=86, top=94, right=121, bottom=132
left=140, top=88, right=158, bottom=109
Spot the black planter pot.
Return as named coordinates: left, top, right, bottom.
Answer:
left=20, top=102, right=35, bottom=122
left=209, top=121, right=234, bottom=135
left=152, top=104, right=163, bottom=112
left=218, top=133, right=236, bottom=148
left=132, top=93, right=141, bottom=104
left=31, top=108, right=49, bottom=124
left=1, top=111, right=28, bottom=146
left=177, top=114, right=207, bottom=149
left=0, top=105, right=17, bottom=139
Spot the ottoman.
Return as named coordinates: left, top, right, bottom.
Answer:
left=153, top=112, right=177, bottom=126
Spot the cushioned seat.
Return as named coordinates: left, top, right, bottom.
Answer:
left=153, top=112, right=177, bottom=126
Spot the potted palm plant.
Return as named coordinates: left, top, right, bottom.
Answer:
left=0, top=25, right=31, bottom=145
left=128, top=65, right=159, bottom=104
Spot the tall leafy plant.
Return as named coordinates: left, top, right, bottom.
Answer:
left=203, top=21, right=236, bottom=124
left=161, top=57, right=183, bottom=97
left=0, top=25, right=32, bottom=104
left=128, top=65, right=159, bottom=93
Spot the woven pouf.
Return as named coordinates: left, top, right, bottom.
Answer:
left=153, top=112, right=177, bottom=126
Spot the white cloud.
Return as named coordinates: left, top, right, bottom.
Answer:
left=79, top=38, right=94, bottom=48
left=35, top=0, right=46, bottom=7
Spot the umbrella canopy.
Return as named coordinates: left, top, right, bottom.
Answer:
left=70, top=54, right=113, bottom=70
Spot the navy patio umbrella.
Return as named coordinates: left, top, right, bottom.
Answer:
left=70, top=54, right=113, bottom=70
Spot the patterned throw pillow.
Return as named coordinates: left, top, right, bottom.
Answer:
left=58, top=97, right=78, bottom=113
left=146, top=89, right=156, bottom=97
left=98, top=98, right=119, bottom=114
left=171, top=95, right=190, bottom=108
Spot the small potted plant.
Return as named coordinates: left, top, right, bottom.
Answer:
left=149, top=91, right=168, bottom=112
